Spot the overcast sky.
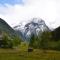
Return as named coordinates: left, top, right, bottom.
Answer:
left=0, top=0, right=60, bottom=28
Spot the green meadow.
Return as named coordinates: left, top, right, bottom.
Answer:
left=0, top=42, right=60, bottom=60
left=0, top=49, right=60, bottom=60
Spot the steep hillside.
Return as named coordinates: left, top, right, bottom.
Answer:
left=0, top=18, right=16, bottom=36
left=52, top=26, right=60, bottom=41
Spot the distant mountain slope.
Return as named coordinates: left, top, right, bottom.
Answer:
left=14, top=18, right=50, bottom=40
left=0, top=18, right=16, bottom=36
left=52, top=26, right=60, bottom=41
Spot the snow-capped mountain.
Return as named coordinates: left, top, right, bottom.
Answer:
left=14, top=18, right=50, bottom=39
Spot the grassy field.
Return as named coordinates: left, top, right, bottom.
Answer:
left=0, top=49, right=60, bottom=60
left=0, top=42, right=60, bottom=60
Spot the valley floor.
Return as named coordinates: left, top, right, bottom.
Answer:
left=0, top=49, right=60, bottom=60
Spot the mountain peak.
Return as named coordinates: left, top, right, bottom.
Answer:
left=31, top=18, right=45, bottom=23
left=14, top=18, right=50, bottom=40
left=25, top=18, right=45, bottom=28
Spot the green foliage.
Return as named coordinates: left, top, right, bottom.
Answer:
left=29, top=34, right=35, bottom=47
left=2, top=33, right=11, bottom=48
left=29, top=31, right=51, bottom=48
left=12, top=36, right=21, bottom=47
left=39, top=31, right=51, bottom=49
left=1, top=33, right=21, bottom=48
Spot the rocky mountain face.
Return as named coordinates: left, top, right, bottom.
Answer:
left=14, top=18, right=50, bottom=40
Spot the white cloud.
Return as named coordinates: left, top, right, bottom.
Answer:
left=0, top=0, right=59, bottom=29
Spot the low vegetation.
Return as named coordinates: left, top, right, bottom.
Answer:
left=0, top=45, right=60, bottom=60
